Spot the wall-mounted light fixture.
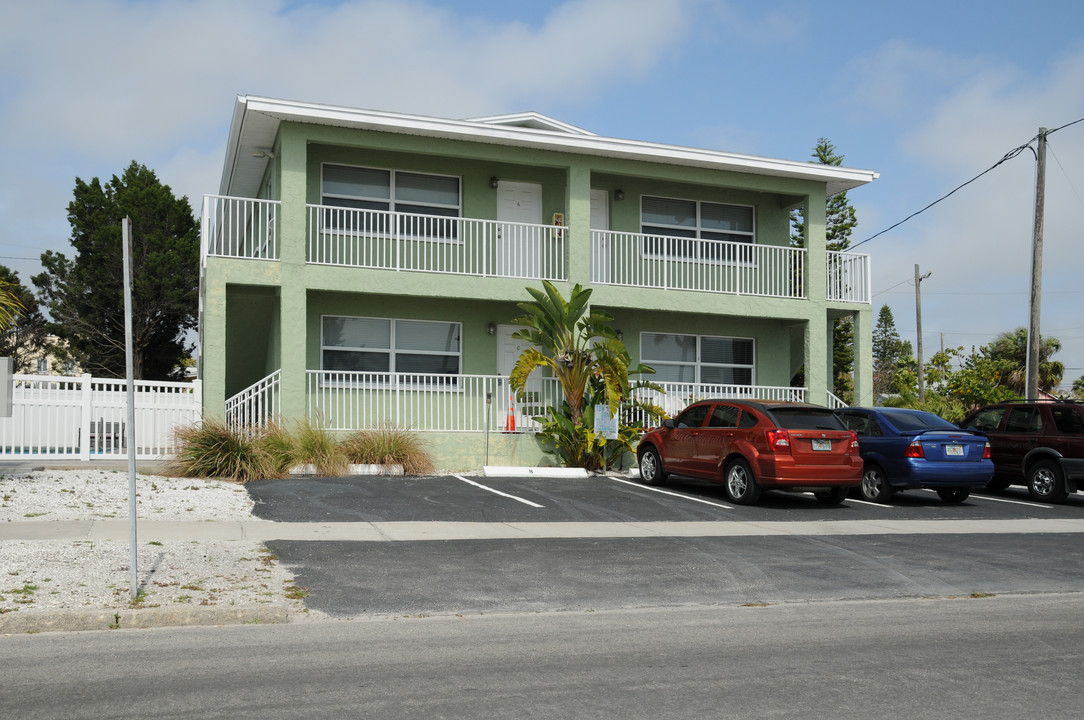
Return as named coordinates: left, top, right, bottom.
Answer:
left=253, top=149, right=275, bottom=159
left=615, top=189, right=625, bottom=201
left=487, top=322, right=497, bottom=335
left=490, top=176, right=499, bottom=189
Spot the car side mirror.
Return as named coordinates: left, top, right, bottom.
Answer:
left=662, top=418, right=676, bottom=429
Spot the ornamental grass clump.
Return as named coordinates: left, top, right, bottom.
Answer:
left=287, top=418, right=350, bottom=477
left=168, top=419, right=280, bottom=483
left=340, top=424, right=435, bottom=476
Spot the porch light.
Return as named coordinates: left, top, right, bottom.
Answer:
left=487, top=322, right=496, bottom=335
left=252, top=149, right=275, bottom=159
left=615, top=189, right=624, bottom=201
left=490, top=176, right=499, bottom=189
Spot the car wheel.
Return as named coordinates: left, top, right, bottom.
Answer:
left=1027, top=459, right=1069, bottom=503
left=936, top=487, right=971, bottom=503
left=814, top=487, right=848, bottom=505
left=638, top=446, right=668, bottom=486
left=724, top=459, right=761, bottom=505
left=860, top=465, right=894, bottom=503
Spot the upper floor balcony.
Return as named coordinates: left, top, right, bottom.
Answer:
left=201, top=195, right=871, bottom=304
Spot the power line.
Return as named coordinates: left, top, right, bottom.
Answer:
left=853, top=116, right=1084, bottom=249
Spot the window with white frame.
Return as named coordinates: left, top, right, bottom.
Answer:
left=640, top=196, right=754, bottom=262
left=321, top=164, right=461, bottom=238
left=321, top=316, right=461, bottom=378
left=640, top=332, right=754, bottom=385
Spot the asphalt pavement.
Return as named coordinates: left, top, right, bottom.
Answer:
left=7, top=467, right=1084, bottom=631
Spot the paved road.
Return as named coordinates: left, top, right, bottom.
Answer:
left=245, top=474, right=1084, bottom=618
left=5, top=594, right=1084, bottom=719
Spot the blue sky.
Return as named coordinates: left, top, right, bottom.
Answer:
left=2, top=0, right=1083, bottom=389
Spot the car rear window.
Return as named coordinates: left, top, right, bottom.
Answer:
left=1051, top=406, right=1084, bottom=434
left=768, top=408, right=846, bottom=431
left=880, top=409, right=955, bottom=432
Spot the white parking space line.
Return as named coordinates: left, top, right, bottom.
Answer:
left=839, top=497, right=897, bottom=508
left=609, top=477, right=734, bottom=509
left=915, top=489, right=1053, bottom=509
left=453, top=475, right=545, bottom=508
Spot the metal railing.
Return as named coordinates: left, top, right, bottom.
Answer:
left=0, top=374, right=201, bottom=460
left=626, top=382, right=809, bottom=425
left=201, top=195, right=279, bottom=263
left=826, top=250, right=871, bottom=303
left=307, top=205, right=567, bottom=280
left=590, top=230, right=806, bottom=298
left=224, top=370, right=281, bottom=429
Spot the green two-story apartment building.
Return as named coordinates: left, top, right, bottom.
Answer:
left=200, top=95, right=878, bottom=470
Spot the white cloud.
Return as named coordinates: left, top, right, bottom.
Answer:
left=861, top=43, right=1084, bottom=379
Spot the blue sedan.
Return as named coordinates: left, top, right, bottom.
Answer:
left=837, top=407, right=994, bottom=503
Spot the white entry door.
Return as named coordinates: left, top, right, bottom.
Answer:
left=590, top=188, right=610, bottom=283
left=496, top=323, right=542, bottom=432
left=496, top=181, right=543, bottom=278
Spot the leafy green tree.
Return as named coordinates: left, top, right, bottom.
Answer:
left=790, top=138, right=860, bottom=399
left=0, top=275, right=24, bottom=330
left=985, top=327, right=1063, bottom=395
left=1072, top=375, right=1084, bottom=400
left=32, top=162, right=199, bottom=380
left=510, top=281, right=660, bottom=470
left=0, top=266, right=51, bottom=373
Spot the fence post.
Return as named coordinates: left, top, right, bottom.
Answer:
left=79, top=374, right=93, bottom=461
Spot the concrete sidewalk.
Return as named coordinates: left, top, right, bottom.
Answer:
left=6, top=516, right=1084, bottom=543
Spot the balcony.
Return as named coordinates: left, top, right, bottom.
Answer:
left=201, top=197, right=871, bottom=304
left=306, top=205, right=567, bottom=281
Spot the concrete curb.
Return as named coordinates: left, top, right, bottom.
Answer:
left=0, top=603, right=288, bottom=634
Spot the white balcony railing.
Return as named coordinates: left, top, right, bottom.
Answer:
left=201, top=195, right=279, bottom=263
left=298, top=371, right=806, bottom=433
left=307, top=205, right=567, bottom=281
left=826, top=250, right=871, bottom=303
left=590, top=230, right=806, bottom=299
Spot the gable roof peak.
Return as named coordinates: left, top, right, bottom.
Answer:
left=466, top=111, right=596, bottom=136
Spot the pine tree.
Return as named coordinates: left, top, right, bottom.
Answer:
left=32, top=162, right=199, bottom=380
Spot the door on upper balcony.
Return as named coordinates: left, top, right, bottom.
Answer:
left=590, top=188, right=610, bottom=283
left=496, top=181, right=543, bottom=278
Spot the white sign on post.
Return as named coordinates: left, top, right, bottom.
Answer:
left=594, top=404, right=619, bottom=440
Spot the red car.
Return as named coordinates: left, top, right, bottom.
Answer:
left=636, top=399, right=863, bottom=505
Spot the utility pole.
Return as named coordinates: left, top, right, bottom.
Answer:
left=1026, top=127, right=1047, bottom=400
left=915, top=264, right=931, bottom=400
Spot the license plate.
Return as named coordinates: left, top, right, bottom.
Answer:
left=945, top=445, right=964, bottom=456
left=811, top=439, right=832, bottom=451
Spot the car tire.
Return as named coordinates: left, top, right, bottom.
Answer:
left=936, top=487, right=971, bottom=503
left=638, top=446, right=668, bottom=486
left=859, top=465, right=894, bottom=503
left=724, top=459, right=761, bottom=505
left=814, top=487, right=848, bottom=505
left=1027, top=459, right=1069, bottom=503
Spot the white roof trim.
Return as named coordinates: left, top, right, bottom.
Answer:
left=221, top=95, right=879, bottom=197
left=467, top=111, right=597, bottom=136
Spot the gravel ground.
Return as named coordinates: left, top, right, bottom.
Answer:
left=0, top=469, right=313, bottom=619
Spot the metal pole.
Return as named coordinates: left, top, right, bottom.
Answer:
left=123, top=217, right=139, bottom=602
left=915, top=264, right=931, bottom=401
left=1026, top=128, right=1047, bottom=400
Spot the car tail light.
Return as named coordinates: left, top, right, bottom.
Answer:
left=983, top=441, right=991, bottom=459
left=904, top=439, right=925, bottom=459
left=849, top=430, right=860, bottom=453
left=766, top=427, right=791, bottom=452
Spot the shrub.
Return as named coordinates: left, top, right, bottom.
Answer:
left=167, top=419, right=281, bottom=483
left=285, top=418, right=349, bottom=477
left=340, top=424, right=435, bottom=476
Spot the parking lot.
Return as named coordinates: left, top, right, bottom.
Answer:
left=246, top=471, right=1084, bottom=524
left=246, top=473, right=1084, bottom=619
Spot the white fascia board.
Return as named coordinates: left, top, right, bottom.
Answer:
left=226, top=96, right=878, bottom=196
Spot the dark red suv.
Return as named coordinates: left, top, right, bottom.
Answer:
left=636, top=399, right=863, bottom=505
left=960, top=400, right=1084, bottom=503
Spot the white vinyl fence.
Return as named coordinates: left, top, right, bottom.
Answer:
left=0, top=374, right=201, bottom=461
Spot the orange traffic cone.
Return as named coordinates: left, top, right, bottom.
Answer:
left=505, top=393, right=516, bottom=432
